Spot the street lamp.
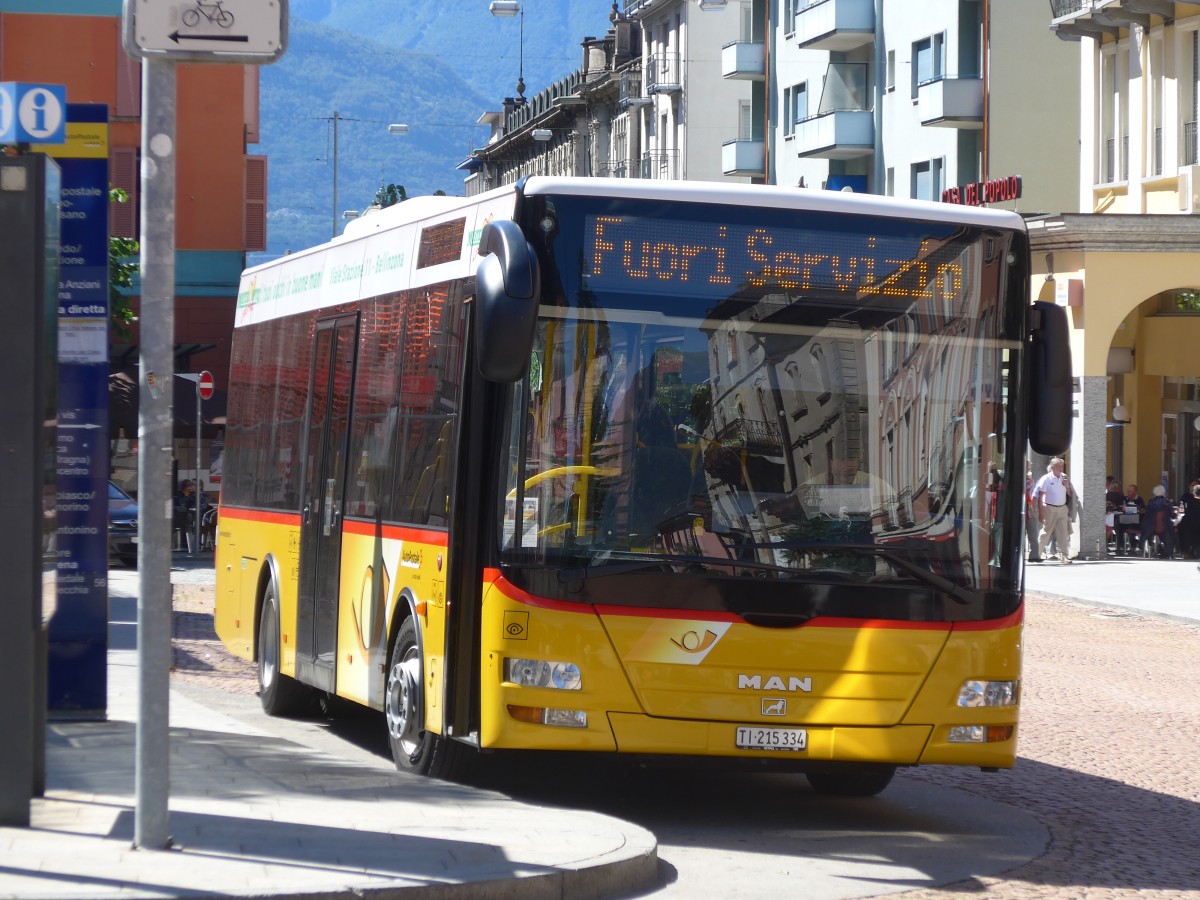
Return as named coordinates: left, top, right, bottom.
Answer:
left=388, top=123, right=409, bottom=135
left=489, top=0, right=526, bottom=103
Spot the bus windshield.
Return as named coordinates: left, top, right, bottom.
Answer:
left=498, top=193, right=1023, bottom=604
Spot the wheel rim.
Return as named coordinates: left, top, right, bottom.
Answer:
left=259, top=605, right=278, bottom=691
left=385, top=646, right=422, bottom=759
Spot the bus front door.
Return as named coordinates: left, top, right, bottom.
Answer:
left=296, top=314, right=359, bottom=693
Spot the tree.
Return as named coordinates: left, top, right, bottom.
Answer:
left=109, top=187, right=139, bottom=339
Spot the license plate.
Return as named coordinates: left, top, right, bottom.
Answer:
left=736, top=726, right=807, bottom=751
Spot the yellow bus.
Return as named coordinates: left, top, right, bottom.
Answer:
left=215, top=177, right=1070, bottom=795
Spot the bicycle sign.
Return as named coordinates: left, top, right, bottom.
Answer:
left=123, top=0, right=288, bottom=64
left=181, top=1, right=235, bottom=29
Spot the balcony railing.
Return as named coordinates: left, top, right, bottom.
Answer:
left=794, top=0, right=875, bottom=52
left=646, top=55, right=682, bottom=93
left=793, top=109, right=874, bottom=160
left=597, top=160, right=629, bottom=179
left=721, top=40, right=765, bottom=81
left=640, top=149, right=679, bottom=180
left=619, top=66, right=647, bottom=108
left=1184, top=121, right=1197, bottom=166
left=722, top=138, right=765, bottom=176
left=713, top=417, right=783, bottom=456
left=1154, top=126, right=1163, bottom=176
left=916, top=76, right=983, bottom=129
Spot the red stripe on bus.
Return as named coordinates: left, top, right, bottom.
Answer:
left=218, top=507, right=301, bottom=526
left=485, top=568, right=1023, bottom=632
left=342, top=519, right=450, bottom=545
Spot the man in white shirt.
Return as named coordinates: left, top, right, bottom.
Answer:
left=1031, top=457, right=1072, bottom=563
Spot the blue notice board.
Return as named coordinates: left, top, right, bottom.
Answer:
left=46, top=102, right=110, bottom=715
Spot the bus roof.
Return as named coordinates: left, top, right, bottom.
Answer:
left=518, top=177, right=1028, bottom=233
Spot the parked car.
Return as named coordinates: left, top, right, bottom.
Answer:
left=109, top=480, right=138, bottom=567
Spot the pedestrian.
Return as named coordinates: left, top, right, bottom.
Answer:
left=1024, top=462, right=1041, bottom=562
left=1032, top=457, right=1073, bottom=563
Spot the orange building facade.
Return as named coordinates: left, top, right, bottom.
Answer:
left=1, top=0, right=267, bottom=491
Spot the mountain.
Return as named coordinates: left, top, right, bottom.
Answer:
left=255, top=1, right=616, bottom=261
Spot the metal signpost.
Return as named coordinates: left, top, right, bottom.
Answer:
left=121, top=0, right=287, bottom=851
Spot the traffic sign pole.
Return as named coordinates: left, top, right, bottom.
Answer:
left=135, top=56, right=175, bottom=852
left=194, top=371, right=212, bottom=556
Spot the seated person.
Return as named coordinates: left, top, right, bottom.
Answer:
left=1104, top=479, right=1123, bottom=549
left=1115, top=484, right=1144, bottom=554
left=1140, top=485, right=1177, bottom=558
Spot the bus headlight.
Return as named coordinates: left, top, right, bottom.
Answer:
left=505, top=658, right=583, bottom=690
left=507, top=705, right=588, bottom=728
left=956, top=679, right=1017, bottom=708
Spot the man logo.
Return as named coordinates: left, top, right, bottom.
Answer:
left=762, top=698, right=786, bottom=717
left=738, top=674, right=812, bottom=693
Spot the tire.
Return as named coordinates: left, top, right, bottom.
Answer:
left=385, top=617, right=468, bottom=778
left=257, top=582, right=313, bottom=716
left=806, top=766, right=896, bottom=798
left=181, top=8, right=200, bottom=26
left=216, top=9, right=234, bottom=27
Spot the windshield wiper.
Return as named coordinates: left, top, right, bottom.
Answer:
left=750, top=541, right=975, bottom=606
left=556, top=551, right=806, bottom=588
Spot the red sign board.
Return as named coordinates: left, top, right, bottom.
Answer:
left=197, top=370, right=214, bottom=400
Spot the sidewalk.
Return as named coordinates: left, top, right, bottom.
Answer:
left=1, top=554, right=658, bottom=900
left=1024, top=554, right=1200, bottom=624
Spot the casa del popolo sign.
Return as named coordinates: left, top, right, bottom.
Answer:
left=942, top=175, right=1022, bottom=207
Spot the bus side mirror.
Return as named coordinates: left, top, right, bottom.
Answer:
left=1028, top=300, right=1072, bottom=456
left=475, top=220, right=541, bottom=383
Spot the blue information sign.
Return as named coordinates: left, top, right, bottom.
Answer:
left=0, top=82, right=67, bottom=144
left=47, top=102, right=111, bottom=715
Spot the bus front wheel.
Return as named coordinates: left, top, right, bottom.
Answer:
left=257, top=583, right=313, bottom=716
left=385, top=617, right=465, bottom=777
left=805, top=766, right=896, bottom=797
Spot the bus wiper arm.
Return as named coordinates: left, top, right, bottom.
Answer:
left=557, top=552, right=802, bottom=586
left=756, top=541, right=974, bottom=606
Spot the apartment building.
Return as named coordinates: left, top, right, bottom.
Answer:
left=757, top=0, right=1078, bottom=211
left=462, top=0, right=754, bottom=193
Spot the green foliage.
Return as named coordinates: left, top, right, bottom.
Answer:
left=109, top=187, right=138, bottom=340
left=1174, top=289, right=1200, bottom=312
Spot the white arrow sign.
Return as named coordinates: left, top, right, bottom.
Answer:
left=124, top=0, right=287, bottom=63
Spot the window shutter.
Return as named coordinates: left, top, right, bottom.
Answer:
left=109, top=146, right=138, bottom=239
left=115, top=53, right=142, bottom=117
left=244, top=154, right=267, bottom=253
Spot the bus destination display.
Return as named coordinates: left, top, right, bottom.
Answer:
left=583, top=214, right=967, bottom=304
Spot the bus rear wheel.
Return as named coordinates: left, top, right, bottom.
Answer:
left=257, top=583, right=313, bottom=716
left=385, top=617, right=465, bottom=778
left=805, top=766, right=896, bottom=797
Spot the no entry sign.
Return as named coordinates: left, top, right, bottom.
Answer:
left=197, top=370, right=214, bottom=400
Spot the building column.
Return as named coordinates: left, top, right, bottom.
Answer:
left=1074, top=375, right=1110, bottom=560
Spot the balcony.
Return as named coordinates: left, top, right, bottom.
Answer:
left=641, top=149, right=679, bottom=180
left=722, top=139, right=765, bottom=177
left=597, top=159, right=630, bottom=179
left=1048, top=0, right=1176, bottom=41
left=917, top=76, right=983, bottom=129
left=618, top=66, right=651, bottom=109
left=646, top=55, right=682, bottom=94
left=793, top=110, right=874, bottom=160
left=794, top=0, right=875, bottom=52
left=722, top=40, right=764, bottom=81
